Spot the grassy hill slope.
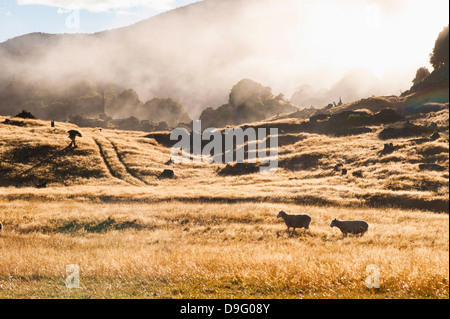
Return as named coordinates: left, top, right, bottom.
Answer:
left=0, top=100, right=448, bottom=299
left=1, top=103, right=448, bottom=213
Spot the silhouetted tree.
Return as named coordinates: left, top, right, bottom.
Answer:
left=229, top=79, right=272, bottom=107
left=108, top=89, right=143, bottom=118
left=430, top=25, right=449, bottom=69
left=412, top=67, right=431, bottom=86
left=115, top=116, right=140, bottom=131
left=155, top=121, right=169, bottom=131
left=15, top=110, right=36, bottom=119
left=199, top=79, right=297, bottom=128
left=141, top=98, right=191, bottom=128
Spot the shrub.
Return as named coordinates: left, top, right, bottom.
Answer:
left=430, top=25, right=449, bottom=69
left=15, top=110, right=36, bottom=119
left=412, top=67, right=431, bottom=86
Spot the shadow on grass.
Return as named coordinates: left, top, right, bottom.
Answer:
left=56, top=217, right=154, bottom=234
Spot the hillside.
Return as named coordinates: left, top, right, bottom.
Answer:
left=0, top=1, right=448, bottom=300
left=2, top=0, right=438, bottom=121
left=1, top=99, right=448, bottom=212
left=0, top=0, right=304, bottom=118
left=1, top=90, right=448, bottom=299
left=199, top=79, right=298, bottom=128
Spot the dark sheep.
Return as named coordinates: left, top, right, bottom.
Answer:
left=68, top=130, right=82, bottom=148
left=277, top=210, right=311, bottom=234
left=330, top=218, right=369, bottom=237
left=158, top=169, right=175, bottom=179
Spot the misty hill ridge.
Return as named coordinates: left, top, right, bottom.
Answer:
left=199, top=79, right=298, bottom=128
left=1, top=98, right=448, bottom=212
left=0, top=2, right=448, bottom=131
left=0, top=0, right=288, bottom=117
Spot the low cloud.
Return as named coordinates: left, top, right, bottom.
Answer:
left=3, top=0, right=448, bottom=119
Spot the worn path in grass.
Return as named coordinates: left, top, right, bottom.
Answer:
left=92, top=136, right=147, bottom=186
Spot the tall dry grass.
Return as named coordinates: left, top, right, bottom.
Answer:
left=0, top=201, right=448, bottom=298
left=0, top=110, right=448, bottom=298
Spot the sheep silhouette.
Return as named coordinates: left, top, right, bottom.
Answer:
left=158, top=169, right=174, bottom=179
left=68, top=130, right=82, bottom=148
left=330, top=218, right=369, bottom=237
left=277, top=210, right=311, bottom=235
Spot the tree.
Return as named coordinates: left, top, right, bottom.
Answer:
left=430, top=25, right=449, bottom=69
left=15, top=110, right=36, bottom=119
left=229, top=79, right=272, bottom=107
left=155, top=121, right=169, bottom=131
left=141, top=98, right=191, bottom=128
left=412, top=67, right=431, bottom=86
left=108, top=89, right=143, bottom=119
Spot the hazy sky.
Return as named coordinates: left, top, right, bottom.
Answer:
left=0, top=0, right=448, bottom=113
left=0, top=0, right=202, bottom=42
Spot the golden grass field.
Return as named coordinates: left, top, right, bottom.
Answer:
left=0, top=108, right=448, bottom=299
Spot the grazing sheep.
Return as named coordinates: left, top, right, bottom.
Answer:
left=277, top=210, right=311, bottom=234
left=0, top=222, right=3, bottom=232
left=330, top=218, right=368, bottom=237
left=68, top=130, right=82, bottom=148
left=158, top=169, right=175, bottom=179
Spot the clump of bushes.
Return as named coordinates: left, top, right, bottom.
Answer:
left=15, top=110, right=36, bottom=119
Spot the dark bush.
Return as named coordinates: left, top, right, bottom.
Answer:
left=15, top=110, right=36, bottom=119
left=430, top=25, right=449, bottom=69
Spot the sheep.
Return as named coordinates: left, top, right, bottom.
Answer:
left=0, top=221, right=3, bottom=232
left=277, top=210, right=311, bottom=235
left=330, top=218, right=368, bottom=237
left=68, top=130, right=82, bottom=148
left=158, top=169, right=174, bottom=179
